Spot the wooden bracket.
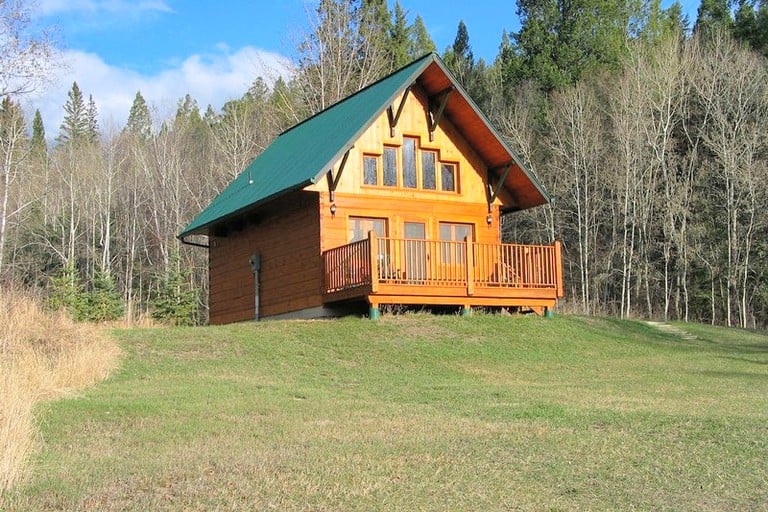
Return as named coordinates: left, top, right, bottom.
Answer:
left=487, top=164, right=512, bottom=209
left=326, top=147, right=353, bottom=202
left=427, top=87, right=453, bottom=141
left=386, top=85, right=411, bottom=137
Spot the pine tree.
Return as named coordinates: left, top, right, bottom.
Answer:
left=82, top=268, right=123, bottom=322
left=389, top=2, right=411, bottom=68
left=452, top=20, right=474, bottom=67
left=442, top=21, right=490, bottom=110
left=151, top=252, right=199, bottom=326
left=125, top=91, right=152, bottom=140
left=695, top=0, right=734, bottom=35
left=49, top=262, right=87, bottom=318
left=512, top=0, right=632, bottom=91
left=87, top=94, right=99, bottom=142
left=57, top=82, right=89, bottom=145
left=443, top=21, right=475, bottom=88
left=409, top=15, right=435, bottom=57
left=30, top=109, right=47, bottom=157
left=734, top=0, right=768, bottom=56
left=496, top=30, right=522, bottom=102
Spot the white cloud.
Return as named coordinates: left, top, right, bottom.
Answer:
left=23, top=46, right=291, bottom=139
left=37, top=0, right=173, bottom=16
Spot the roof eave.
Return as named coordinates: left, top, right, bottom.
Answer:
left=178, top=180, right=313, bottom=239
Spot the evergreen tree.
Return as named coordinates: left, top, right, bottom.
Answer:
left=82, top=268, right=123, bottom=322
left=496, top=30, right=522, bottom=102
left=360, top=0, right=392, bottom=50
left=49, top=262, right=86, bottom=318
left=87, top=94, right=99, bottom=142
left=442, top=21, right=490, bottom=111
left=175, top=94, right=201, bottom=123
left=695, top=0, right=734, bottom=35
left=389, top=2, right=412, bottom=67
left=0, top=96, right=25, bottom=142
left=151, top=252, right=199, bottom=326
left=512, top=0, right=633, bottom=91
left=30, top=109, right=47, bottom=156
left=125, top=91, right=152, bottom=140
left=57, top=82, right=89, bottom=145
left=443, top=21, right=474, bottom=86
left=452, top=20, right=474, bottom=66
left=636, top=0, right=689, bottom=42
left=734, top=0, right=768, bottom=56
left=409, top=15, right=436, bottom=57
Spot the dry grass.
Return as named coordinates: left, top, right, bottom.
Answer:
left=0, top=288, right=121, bottom=495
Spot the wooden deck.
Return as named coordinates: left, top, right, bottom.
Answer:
left=322, top=232, right=564, bottom=313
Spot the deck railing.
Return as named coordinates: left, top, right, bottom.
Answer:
left=322, top=238, right=372, bottom=293
left=322, top=231, right=564, bottom=297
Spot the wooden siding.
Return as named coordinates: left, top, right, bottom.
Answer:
left=305, top=83, right=514, bottom=208
left=208, top=191, right=322, bottom=324
left=318, top=192, right=501, bottom=253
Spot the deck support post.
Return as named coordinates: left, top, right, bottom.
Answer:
left=369, top=303, right=380, bottom=320
left=368, top=230, right=379, bottom=294
left=554, top=240, right=564, bottom=298
left=465, top=236, right=475, bottom=296
left=461, top=306, right=472, bottom=317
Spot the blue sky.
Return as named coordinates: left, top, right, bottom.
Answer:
left=27, top=0, right=701, bottom=137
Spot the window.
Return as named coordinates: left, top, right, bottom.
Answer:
left=441, top=163, right=456, bottom=191
left=439, top=222, right=473, bottom=264
left=366, top=139, right=457, bottom=193
left=402, top=137, right=417, bottom=188
left=363, top=155, right=378, bottom=185
left=383, top=147, right=397, bottom=187
left=349, top=217, right=387, bottom=243
left=421, top=150, right=436, bottom=190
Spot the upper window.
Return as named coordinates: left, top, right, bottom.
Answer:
left=422, top=150, right=437, bottom=190
left=402, top=137, right=418, bottom=188
left=441, top=163, right=456, bottom=192
left=383, top=147, right=398, bottom=187
left=361, top=138, right=458, bottom=192
left=363, top=155, right=378, bottom=186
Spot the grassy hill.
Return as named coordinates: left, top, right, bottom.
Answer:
left=4, top=314, right=767, bottom=511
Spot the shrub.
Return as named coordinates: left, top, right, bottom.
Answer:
left=151, top=255, right=199, bottom=326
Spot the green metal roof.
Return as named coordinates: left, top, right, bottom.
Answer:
left=179, top=52, right=551, bottom=238
left=179, top=53, right=435, bottom=237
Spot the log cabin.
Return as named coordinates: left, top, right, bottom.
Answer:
left=179, top=52, right=564, bottom=324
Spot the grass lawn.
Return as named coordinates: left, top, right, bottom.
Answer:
left=4, top=314, right=767, bottom=511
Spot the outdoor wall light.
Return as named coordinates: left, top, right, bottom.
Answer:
left=330, top=203, right=337, bottom=216
left=486, top=213, right=493, bottom=225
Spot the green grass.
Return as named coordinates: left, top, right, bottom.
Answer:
left=4, top=315, right=767, bottom=511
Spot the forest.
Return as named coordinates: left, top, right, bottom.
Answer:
left=1, top=0, right=766, bottom=328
